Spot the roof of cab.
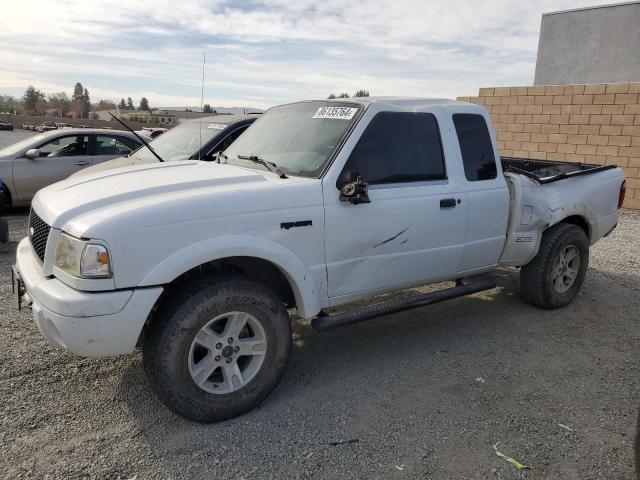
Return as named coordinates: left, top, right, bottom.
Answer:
left=325, top=96, right=473, bottom=110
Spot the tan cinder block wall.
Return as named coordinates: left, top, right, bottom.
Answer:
left=457, top=83, right=640, bottom=210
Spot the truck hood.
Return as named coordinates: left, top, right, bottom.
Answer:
left=32, top=160, right=314, bottom=236
left=71, top=155, right=156, bottom=176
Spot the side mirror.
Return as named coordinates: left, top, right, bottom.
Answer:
left=339, top=176, right=370, bottom=204
left=25, top=149, right=40, bottom=159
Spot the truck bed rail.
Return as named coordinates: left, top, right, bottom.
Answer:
left=501, top=157, right=617, bottom=184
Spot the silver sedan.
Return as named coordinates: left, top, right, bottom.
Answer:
left=0, top=128, right=143, bottom=207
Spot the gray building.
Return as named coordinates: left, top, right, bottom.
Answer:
left=534, top=2, right=640, bottom=85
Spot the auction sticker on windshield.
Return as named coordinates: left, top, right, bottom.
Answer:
left=207, top=123, right=227, bottom=129
left=313, top=107, right=358, bottom=120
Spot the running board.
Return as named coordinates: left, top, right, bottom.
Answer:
left=311, top=280, right=497, bottom=332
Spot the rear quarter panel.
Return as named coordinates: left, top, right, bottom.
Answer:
left=499, top=167, right=625, bottom=266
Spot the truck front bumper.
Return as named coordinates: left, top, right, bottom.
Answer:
left=15, top=238, right=163, bottom=357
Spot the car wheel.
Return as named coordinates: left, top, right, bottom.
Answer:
left=520, top=223, right=589, bottom=309
left=143, top=275, right=291, bottom=422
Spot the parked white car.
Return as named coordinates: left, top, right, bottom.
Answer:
left=14, top=98, right=625, bottom=422
left=0, top=128, right=143, bottom=206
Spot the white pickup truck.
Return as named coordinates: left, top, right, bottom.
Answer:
left=14, top=98, right=626, bottom=422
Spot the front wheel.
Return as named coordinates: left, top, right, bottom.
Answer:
left=143, top=276, right=291, bottom=422
left=520, top=223, right=589, bottom=309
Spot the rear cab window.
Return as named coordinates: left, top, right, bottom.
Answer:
left=339, top=111, right=446, bottom=187
left=452, top=114, right=498, bottom=181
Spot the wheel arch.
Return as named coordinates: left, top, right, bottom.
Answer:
left=552, top=214, right=590, bottom=241
left=0, top=180, right=13, bottom=208
left=139, top=235, right=322, bottom=318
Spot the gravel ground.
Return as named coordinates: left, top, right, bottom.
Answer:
left=1, top=211, right=639, bottom=480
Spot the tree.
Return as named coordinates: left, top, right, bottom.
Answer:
left=118, top=98, right=127, bottom=109
left=126, top=97, right=135, bottom=110
left=72, top=82, right=84, bottom=102
left=34, top=99, right=49, bottom=116
left=22, top=86, right=45, bottom=115
left=82, top=88, right=91, bottom=117
left=138, top=97, right=149, bottom=111
left=48, top=92, right=71, bottom=117
left=354, top=90, right=369, bottom=97
left=328, top=92, right=350, bottom=99
left=70, top=100, right=84, bottom=118
left=70, top=83, right=91, bottom=118
left=202, top=104, right=213, bottom=113
left=327, top=94, right=337, bottom=99
left=0, top=94, right=18, bottom=114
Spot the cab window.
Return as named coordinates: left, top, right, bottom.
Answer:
left=453, top=114, right=497, bottom=181
left=339, top=112, right=445, bottom=186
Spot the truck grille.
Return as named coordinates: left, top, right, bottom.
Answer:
left=29, top=210, right=50, bottom=262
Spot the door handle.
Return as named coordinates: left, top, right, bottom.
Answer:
left=440, top=198, right=457, bottom=208
left=75, top=160, right=88, bottom=166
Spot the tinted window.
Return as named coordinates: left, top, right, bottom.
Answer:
left=207, top=125, right=248, bottom=159
left=453, top=114, right=497, bottom=181
left=38, top=135, right=89, bottom=157
left=339, top=112, right=445, bottom=186
left=95, top=135, right=137, bottom=156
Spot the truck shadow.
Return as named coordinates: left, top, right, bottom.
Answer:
left=116, top=264, right=636, bottom=477
left=115, top=269, right=530, bottom=453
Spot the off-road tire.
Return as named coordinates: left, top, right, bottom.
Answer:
left=520, top=223, right=589, bottom=309
left=143, top=275, right=291, bottom=422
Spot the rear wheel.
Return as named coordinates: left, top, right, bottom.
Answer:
left=520, top=223, right=589, bottom=309
left=143, top=275, right=291, bottom=422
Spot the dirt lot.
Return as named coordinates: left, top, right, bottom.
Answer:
left=1, top=211, right=639, bottom=480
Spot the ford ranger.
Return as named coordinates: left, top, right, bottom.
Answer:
left=13, top=98, right=626, bottom=423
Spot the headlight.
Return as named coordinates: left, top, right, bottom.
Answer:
left=53, top=233, right=112, bottom=278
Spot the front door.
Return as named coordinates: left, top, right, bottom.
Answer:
left=323, top=111, right=467, bottom=302
left=13, top=134, right=90, bottom=202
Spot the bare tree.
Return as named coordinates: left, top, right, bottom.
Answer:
left=34, top=99, right=49, bottom=116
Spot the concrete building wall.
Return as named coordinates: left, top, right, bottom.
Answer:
left=458, top=82, right=640, bottom=210
left=534, top=2, right=640, bottom=86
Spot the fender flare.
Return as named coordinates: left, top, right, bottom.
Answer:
left=139, top=234, right=322, bottom=318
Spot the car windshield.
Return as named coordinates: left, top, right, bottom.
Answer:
left=131, top=121, right=226, bottom=162
left=223, top=101, right=361, bottom=177
left=0, top=133, right=48, bottom=157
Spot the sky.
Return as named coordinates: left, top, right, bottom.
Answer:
left=0, top=0, right=615, bottom=110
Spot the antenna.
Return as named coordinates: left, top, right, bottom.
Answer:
left=199, top=51, right=206, bottom=160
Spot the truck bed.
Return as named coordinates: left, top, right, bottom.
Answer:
left=501, top=157, right=617, bottom=184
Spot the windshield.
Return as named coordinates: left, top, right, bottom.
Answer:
left=224, top=101, right=361, bottom=177
left=132, top=121, right=226, bottom=162
left=0, top=133, right=48, bottom=157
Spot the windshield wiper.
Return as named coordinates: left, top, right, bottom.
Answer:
left=237, top=154, right=287, bottom=179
